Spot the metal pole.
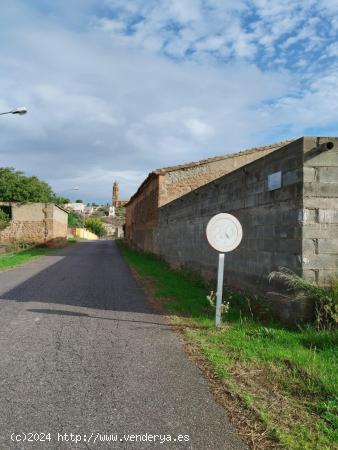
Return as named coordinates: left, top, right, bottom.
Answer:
left=215, top=253, right=225, bottom=327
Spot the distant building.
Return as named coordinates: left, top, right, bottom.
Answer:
left=112, top=181, right=128, bottom=208
left=64, top=202, right=85, bottom=214
left=0, top=202, right=68, bottom=244
left=84, top=205, right=94, bottom=216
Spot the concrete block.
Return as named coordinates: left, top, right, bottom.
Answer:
left=302, top=209, right=319, bottom=224
left=283, top=169, right=302, bottom=186
left=304, top=197, right=338, bottom=209
left=303, top=254, right=338, bottom=270
left=244, top=195, right=256, bottom=208
left=317, top=269, right=338, bottom=285
left=303, top=224, right=338, bottom=239
left=319, top=209, right=338, bottom=224
left=282, top=208, right=304, bottom=224
left=275, top=224, right=302, bottom=239
left=318, top=239, right=338, bottom=254
left=303, top=167, right=316, bottom=182
left=263, top=225, right=275, bottom=238
left=304, top=182, right=338, bottom=197
left=319, top=167, right=338, bottom=183
left=303, top=239, right=317, bottom=255
left=302, top=269, right=319, bottom=283
left=263, top=239, right=277, bottom=252
left=273, top=253, right=302, bottom=269
left=276, top=239, right=301, bottom=253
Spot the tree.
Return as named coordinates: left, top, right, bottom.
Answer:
left=0, top=208, right=11, bottom=230
left=0, top=167, right=69, bottom=203
left=84, top=218, right=106, bottom=237
left=75, top=199, right=83, bottom=203
left=68, top=212, right=84, bottom=228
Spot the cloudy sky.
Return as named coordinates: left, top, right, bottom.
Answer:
left=0, top=0, right=338, bottom=203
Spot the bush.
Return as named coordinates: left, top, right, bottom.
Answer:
left=68, top=212, right=84, bottom=228
left=0, top=209, right=11, bottom=230
left=84, top=218, right=106, bottom=237
left=269, top=267, right=338, bottom=330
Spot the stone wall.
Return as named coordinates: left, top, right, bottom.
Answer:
left=158, top=137, right=338, bottom=289
left=158, top=143, right=286, bottom=207
left=125, top=176, right=160, bottom=253
left=0, top=203, right=68, bottom=243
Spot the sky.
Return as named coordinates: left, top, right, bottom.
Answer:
left=0, top=0, right=338, bottom=203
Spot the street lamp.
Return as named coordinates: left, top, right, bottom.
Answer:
left=0, top=107, right=27, bottom=116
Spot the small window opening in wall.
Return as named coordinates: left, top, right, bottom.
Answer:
left=0, top=205, right=12, bottom=219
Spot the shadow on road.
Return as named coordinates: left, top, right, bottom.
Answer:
left=0, top=241, right=153, bottom=314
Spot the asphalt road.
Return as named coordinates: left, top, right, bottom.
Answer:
left=0, top=241, right=246, bottom=450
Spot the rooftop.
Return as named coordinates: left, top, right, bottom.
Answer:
left=127, top=139, right=293, bottom=204
left=153, top=139, right=292, bottom=174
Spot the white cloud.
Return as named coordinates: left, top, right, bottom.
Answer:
left=184, top=119, right=214, bottom=138
left=0, top=0, right=337, bottom=203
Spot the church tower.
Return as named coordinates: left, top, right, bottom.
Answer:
left=112, top=181, right=119, bottom=207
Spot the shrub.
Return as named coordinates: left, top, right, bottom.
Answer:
left=68, top=212, right=84, bottom=228
left=0, top=208, right=11, bottom=230
left=269, top=267, right=338, bottom=330
left=84, top=218, right=106, bottom=237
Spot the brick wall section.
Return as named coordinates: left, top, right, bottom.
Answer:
left=125, top=141, right=290, bottom=252
left=0, top=203, right=68, bottom=243
left=302, top=137, right=338, bottom=284
left=125, top=177, right=160, bottom=253
left=158, top=138, right=305, bottom=289
left=158, top=144, right=286, bottom=207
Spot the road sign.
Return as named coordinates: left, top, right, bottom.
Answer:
left=206, top=213, right=243, bottom=327
left=206, top=213, right=243, bottom=253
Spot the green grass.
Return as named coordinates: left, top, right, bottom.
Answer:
left=67, top=236, right=78, bottom=243
left=0, top=247, right=56, bottom=270
left=118, top=242, right=338, bottom=450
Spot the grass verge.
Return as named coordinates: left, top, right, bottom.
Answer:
left=0, top=246, right=62, bottom=271
left=118, top=241, right=338, bottom=450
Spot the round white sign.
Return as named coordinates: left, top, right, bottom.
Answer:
left=206, top=213, right=243, bottom=252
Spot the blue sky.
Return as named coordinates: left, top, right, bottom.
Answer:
left=0, top=0, right=337, bottom=203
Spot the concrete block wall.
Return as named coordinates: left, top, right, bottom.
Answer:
left=302, top=137, right=338, bottom=284
left=159, top=138, right=306, bottom=291
left=125, top=141, right=289, bottom=253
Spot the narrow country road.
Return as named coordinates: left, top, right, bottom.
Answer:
left=0, top=241, right=246, bottom=450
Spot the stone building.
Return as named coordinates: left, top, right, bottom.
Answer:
left=125, top=140, right=291, bottom=253
left=0, top=202, right=68, bottom=244
left=102, top=216, right=125, bottom=238
left=112, top=181, right=128, bottom=208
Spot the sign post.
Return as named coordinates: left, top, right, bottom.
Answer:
left=206, top=213, right=243, bottom=327
left=215, top=253, right=225, bottom=327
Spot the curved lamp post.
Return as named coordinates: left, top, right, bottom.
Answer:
left=0, top=107, right=27, bottom=116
